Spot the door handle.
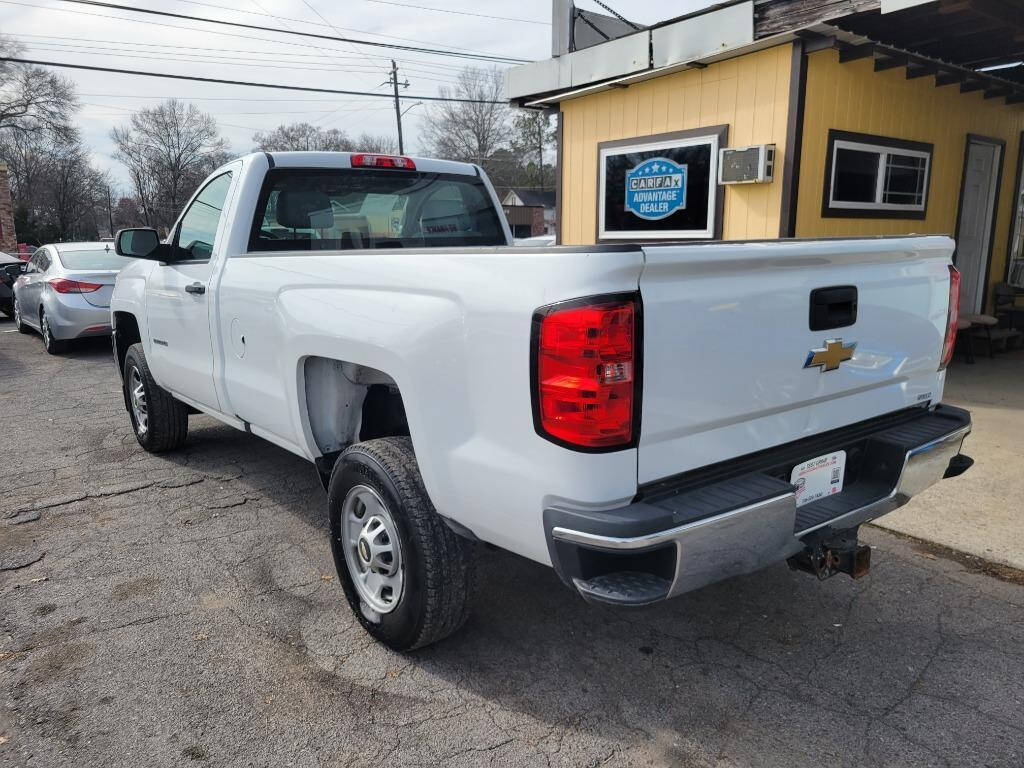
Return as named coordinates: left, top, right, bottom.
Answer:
left=185, top=282, right=206, bottom=295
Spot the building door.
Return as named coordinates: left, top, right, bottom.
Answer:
left=955, top=137, right=1003, bottom=313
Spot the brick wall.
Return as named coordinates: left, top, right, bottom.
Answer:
left=0, top=163, right=17, bottom=253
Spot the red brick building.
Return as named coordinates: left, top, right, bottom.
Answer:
left=0, top=163, right=17, bottom=254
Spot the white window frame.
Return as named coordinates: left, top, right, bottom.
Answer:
left=599, top=133, right=721, bottom=240
left=828, top=138, right=931, bottom=214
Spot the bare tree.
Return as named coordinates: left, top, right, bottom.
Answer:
left=353, top=132, right=399, bottom=154
left=253, top=122, right=354, bottom=152
left=0, top=35, right=77, bottom=141
left=0, top=128, right=108, bottom=243
left=420, top=67, right=511, bottom=168
left=111, top=99, right=230, bottom=230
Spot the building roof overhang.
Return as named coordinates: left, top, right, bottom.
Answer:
left=510, top=1, right=1024, bottom=110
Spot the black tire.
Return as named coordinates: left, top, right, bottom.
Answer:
left=13, top=295, right=30, bottom=334
left=0, top=302, right=12, bottom=318
left=123, top=342, right=189, bottom=452
left=328, top=437, right=475, bottom=651
left=39, top=308, right=67, bottom=354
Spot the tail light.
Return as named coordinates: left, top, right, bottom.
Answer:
left=49, top=278, right=102, bottom=294
left=350, top=154, right=416, bottom=170
left=531, top=293, right=640, bottom=450
left=939, top=265, right=960, bottom=370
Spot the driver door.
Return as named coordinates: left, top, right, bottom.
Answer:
left=145, top=170, right=236, bottom=409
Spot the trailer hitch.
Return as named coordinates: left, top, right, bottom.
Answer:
left=788, top=530, right=871, bottom=581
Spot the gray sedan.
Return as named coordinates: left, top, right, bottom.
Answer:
left=13, top=242, right=135, bottom=354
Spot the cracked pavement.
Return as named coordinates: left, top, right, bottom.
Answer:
left=2, top=323, right=1023, bottom=768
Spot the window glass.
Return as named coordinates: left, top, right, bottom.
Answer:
left=249, top=168, right=505, bottom=251
left=882, top=154, right=927, bottom=205
left=57, top=248, right=136, bottom=270
left=175, top=172, right=233, bottom=260
left=826, top=131, right=931, bottom=217
left=599, top=134, right=720, bottom=240
left=832, top=148, right=879, bottom=203
left=1008, top=152, right=1024, bottom=288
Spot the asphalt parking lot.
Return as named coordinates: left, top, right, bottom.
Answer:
left=2, top=319, right=1023, bottom=768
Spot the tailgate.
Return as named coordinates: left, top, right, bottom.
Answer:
left=637, top=236, right=954, bottom=484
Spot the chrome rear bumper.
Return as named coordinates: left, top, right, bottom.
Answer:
left=546, top=405, right=971, bottom=605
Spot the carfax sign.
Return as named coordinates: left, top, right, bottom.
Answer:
left=598, top=129, right=722, bottom=240
left=625, top=158, right=688, bottom=220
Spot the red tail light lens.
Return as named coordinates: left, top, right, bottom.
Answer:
left=532, top=294, right=639, bottom=450
left=49, top=278, right=102, bottom=294
left=939, top=265, right=961, bottom=370
left=350, top=153, right=416, bottom=170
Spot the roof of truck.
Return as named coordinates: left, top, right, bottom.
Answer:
left=257, top=151, right=482, bottom=178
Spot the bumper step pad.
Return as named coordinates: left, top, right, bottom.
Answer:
left=572, top=572, right=672, bottom=606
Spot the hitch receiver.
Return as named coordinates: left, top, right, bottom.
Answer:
left=789, top=530, right=871, bottom=581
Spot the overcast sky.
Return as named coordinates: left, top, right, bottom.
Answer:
left=0, top=0, right=717, bottom=189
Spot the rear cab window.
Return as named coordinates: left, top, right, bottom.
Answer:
left=248, top=167, right=506, bottom=252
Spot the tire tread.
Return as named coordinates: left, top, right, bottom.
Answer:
left=125, top=342, right=188, bottom=452
left=335, top=437, right=475, bottom=650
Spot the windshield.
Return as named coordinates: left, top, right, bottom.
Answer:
left=249, top=168, right=506, bottom=251
left=57, top=249, right=135, bottom=270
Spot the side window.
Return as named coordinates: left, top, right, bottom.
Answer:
left=174, top=172, right=233, bottom=261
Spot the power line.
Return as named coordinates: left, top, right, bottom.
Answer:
left=12, top=31, right=479, bottom=75
left=361, top=0, right=549, bottom=25
left=47, top=0, right=530, bottom=64
left=160, top=0, right=508, bottom=58
left=20, top=45, right=463, bottom=82
left=0, top=57, right=507, bottom=103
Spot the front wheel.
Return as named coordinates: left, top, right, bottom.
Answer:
left=123, top=342, right=189, bottom=452
left=328, top=437, right=476, bottom=651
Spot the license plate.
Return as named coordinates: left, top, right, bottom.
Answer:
left=790, top=450, right=846, bottom=507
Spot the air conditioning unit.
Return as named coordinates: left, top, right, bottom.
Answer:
left=718, top=144, right=775, bottom=184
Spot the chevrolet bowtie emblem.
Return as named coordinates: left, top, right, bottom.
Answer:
left=804, top=338, right=856, bottom=372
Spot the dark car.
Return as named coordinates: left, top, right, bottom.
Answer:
left=0, top=251, right=26, bottom=317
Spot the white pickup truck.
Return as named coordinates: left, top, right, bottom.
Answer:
left=110, top=151, right=973, bottom=650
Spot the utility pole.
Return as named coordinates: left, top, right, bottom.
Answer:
left=387, top=60, right=410, bottom=154
left=106, top=185, right=114, bottom=238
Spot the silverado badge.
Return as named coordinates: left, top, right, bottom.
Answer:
left=804, top=339, right=856, bottom=372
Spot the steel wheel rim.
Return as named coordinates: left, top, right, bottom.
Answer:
left=128, top=365, right=148, bottom=436
left=341, top=484, right=404, bottom=615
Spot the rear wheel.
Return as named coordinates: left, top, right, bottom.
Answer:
left=39, top=309, right=67, bottom=354
left=123, top=342, right=188, bottom=452
left=13, top=296, right=30, bottom=333
left=328, top=437, right=476, bottom=651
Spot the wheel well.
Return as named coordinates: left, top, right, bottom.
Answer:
left=113, top=312, right=141, bottom=376
left=303, top=357, right=409, bottom=456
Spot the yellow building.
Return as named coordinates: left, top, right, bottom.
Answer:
left=509, top=0, right=1024, bottom=314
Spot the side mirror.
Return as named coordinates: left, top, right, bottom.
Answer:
left=115, top=228, right=169, bottom=261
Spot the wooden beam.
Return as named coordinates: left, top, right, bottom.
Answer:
left=838, top=43, right=875, bottom=63
left=875, top=56, right=907, bottom=72
left=960, top=80, right=987, bottom=93
left=935, top=71, right=963, bottom=87
left=1007, top=94, right=1024, bottom=105
left=966, top=0, right=1024, bottom=33
left=984, top=88, right=1011, bottom=99
left=906, top=63, right=937, bottom=79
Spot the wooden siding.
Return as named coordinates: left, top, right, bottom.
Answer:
left=558, top=44, right=794, bottom=245
left=796, top=48, right=1024, bottom=305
